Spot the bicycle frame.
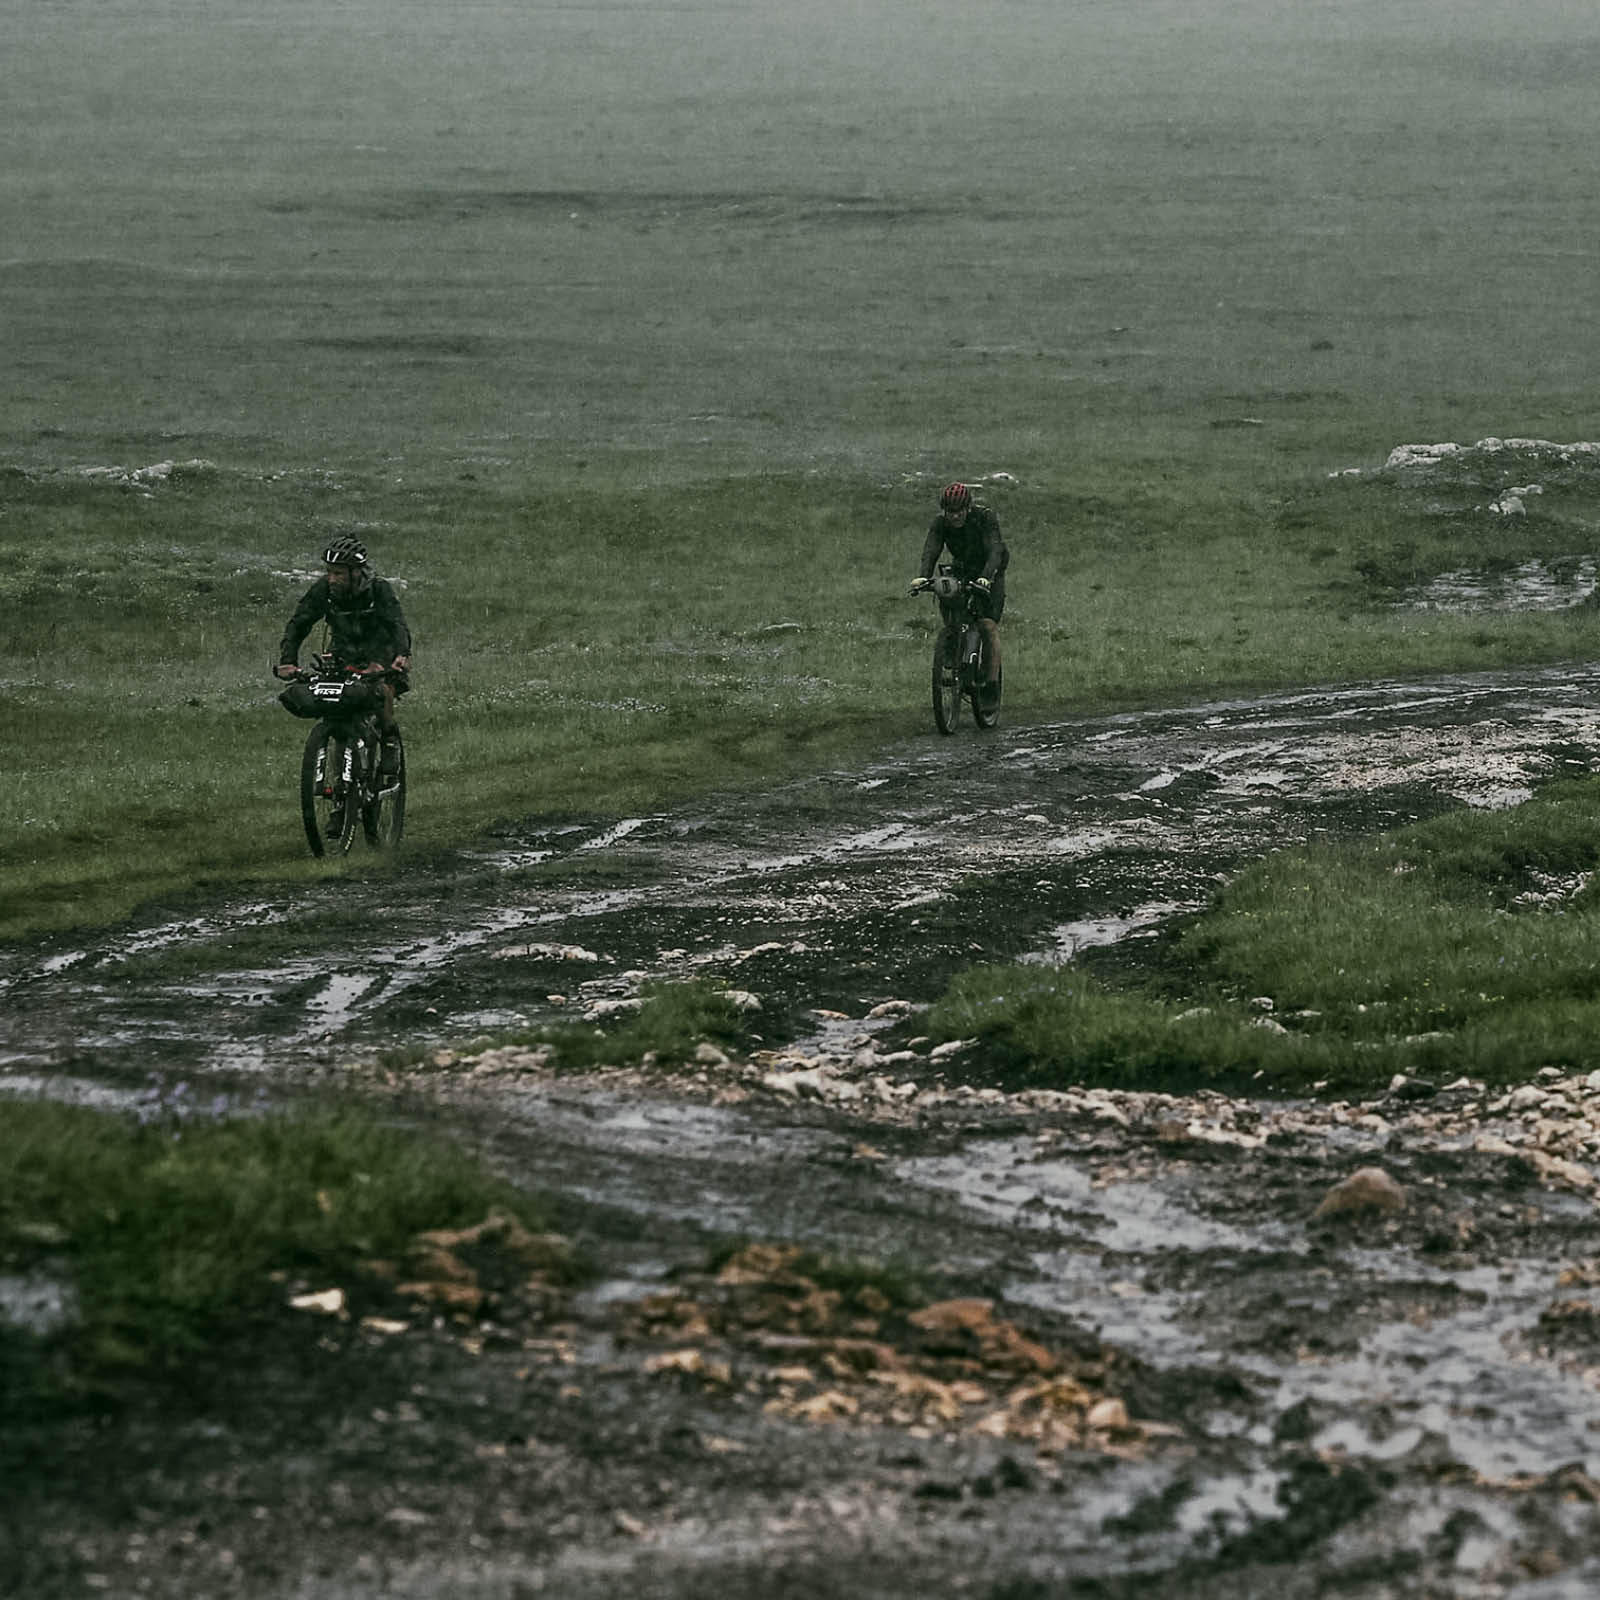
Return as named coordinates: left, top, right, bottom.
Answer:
left=925, top=568, right=1000, bottom=734
left=292, top=662, right=406, bottom=857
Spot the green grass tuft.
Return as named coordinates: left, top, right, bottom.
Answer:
left=536, top=979, right=760, bottom=1070
left=0, top=1097, right=551, bottom=1416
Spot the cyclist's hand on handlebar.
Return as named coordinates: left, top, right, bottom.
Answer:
left=391, top=655, right=410, bottom=672
left=971, top=576, right=992, bottom=594
left=908, top=577, right=931, bottom=595
left=274, top=663, right=299, bottom=680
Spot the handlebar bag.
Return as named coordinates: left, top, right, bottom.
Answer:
left=278, top=676, right=382, bottom=720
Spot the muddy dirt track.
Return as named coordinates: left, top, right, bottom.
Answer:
left=9, top=665, right=1600, bottom=1599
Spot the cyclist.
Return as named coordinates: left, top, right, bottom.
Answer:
left=909, top=482, right=1009, bottom=698
left=274, top=536, right=412, bottom=774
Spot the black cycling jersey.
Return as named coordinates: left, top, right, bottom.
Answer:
left=278, top=574, right=412, bottom=668
left=917, top=502, right=1009, bottom=585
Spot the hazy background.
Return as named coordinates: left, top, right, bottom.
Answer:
left=6, top=0, right=1598, bottom=484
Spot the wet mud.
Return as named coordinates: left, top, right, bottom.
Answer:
left=9, top=665, right=1600, bottom=1597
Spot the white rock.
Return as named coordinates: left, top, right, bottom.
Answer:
left=584, top=997, right=644, bottom=1022
left=1313, top=1167, right=1406, bottom=1219
left=289, top=1287, right=347, bottom=1317
left=762, top=1068, right=823, bottom=1097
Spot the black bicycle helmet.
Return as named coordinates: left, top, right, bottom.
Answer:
left=323, top=535, right=368, bottom=568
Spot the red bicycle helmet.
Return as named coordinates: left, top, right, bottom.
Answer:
left=939, top=482, right=972, bottom=513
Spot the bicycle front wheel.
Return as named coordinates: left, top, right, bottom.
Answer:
left=932, top=630, right=961, bottom=735
left=300, top=724, right=358, bottom=857
left=362, top=731, right=407, bottom=850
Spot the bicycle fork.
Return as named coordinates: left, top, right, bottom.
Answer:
left=961, top=624, right=984, bottom=688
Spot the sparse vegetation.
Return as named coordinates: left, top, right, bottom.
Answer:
left=0, top=1096, right=554, bottom=1416
left=383, top=979, right=765, bottom=1073
left=927, top=779, right=1600, bottom=1092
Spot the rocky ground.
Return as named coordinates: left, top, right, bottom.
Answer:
left=9, top=665, right=1600, bottom=1597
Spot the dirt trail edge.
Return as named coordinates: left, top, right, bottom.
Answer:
left=8, top=665, right=1600, bottom=1599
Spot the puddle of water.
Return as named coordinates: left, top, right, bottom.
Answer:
left=303, top=972, right=383, bottom=1030
left=1265, top=1254, right=1600, bottom=1482
left=581, top=817, right=655, bottom=851
left=900, top=1133, right=1600, bottom=1480
left=1021, top=902, right=1193, bottom=965
left=898, top=1139, right=1299, bottom=1364
left=1409, top=558, right=1597, bottom=614
left=35, top=905, right=288, bottom=978
left=1507, top=1561, right=1600, bottom=1600
left=902, top=1145, right=1286, bottom=1254
left=0, top=1073, right=151, bottom=1112
left=574, top=1262, right=676, bottom=1314
left=491, top=1088, right=834, bottom=1235
left=1175, top=1466, right=1288, bottom=1542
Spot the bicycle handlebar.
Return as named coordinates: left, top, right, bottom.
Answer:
left=282, top=660, right=405, bottom=684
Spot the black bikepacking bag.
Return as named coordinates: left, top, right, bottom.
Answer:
left=278, top=676, right=381, bottom=720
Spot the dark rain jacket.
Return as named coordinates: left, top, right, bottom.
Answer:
left=278, top=574, right=412, bottom=668
left=917, top=502, right=1009, bottom=585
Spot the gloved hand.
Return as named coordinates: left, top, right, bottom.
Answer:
left=908, top=577, right=931, bottom=595
left=274, top=663, right=298, bottom=680
left=971, top=576, right=992, bottom=594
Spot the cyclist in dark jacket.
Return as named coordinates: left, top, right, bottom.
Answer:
left=275, top=536, right=412, bottom=772
left=909, top=482, right=1009, bottom=693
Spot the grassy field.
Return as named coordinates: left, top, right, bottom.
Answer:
left=5, top=0, right=1600, bottom=938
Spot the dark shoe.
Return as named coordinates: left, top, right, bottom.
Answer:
left=379, top=736, right=401, bottom=776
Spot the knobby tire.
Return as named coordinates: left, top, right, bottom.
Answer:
left=972, top=642, right=1002, bottom=729
left=362, top=730, right=407, bottom=850
left=300, top=724, right=335, bottom=857
left=931, top=628, right=961, bottom=736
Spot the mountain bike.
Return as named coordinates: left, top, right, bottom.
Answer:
left=285, top=661, right=407, bottom=858
left=922, top=568, right=1002, bottom=734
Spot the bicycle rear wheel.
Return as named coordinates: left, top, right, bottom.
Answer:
left=931, top=630, right=961, bottom=735
left=362, top=731, right=406, bottom=849
left=970, top=632, right=1001, bottom=729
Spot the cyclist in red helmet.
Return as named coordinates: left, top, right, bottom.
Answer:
left=909, top=482, right=1010, bottom=697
